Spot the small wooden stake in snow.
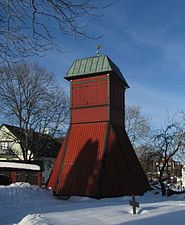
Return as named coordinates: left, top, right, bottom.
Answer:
left=129, top=194, right=139, bottom=214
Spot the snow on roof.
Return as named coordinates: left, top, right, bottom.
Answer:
left=0, top=162, right=40, bottom=171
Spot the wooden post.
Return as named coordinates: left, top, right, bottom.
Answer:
left=129, top=194, right=139, bottom=214
left=37, top=171, right=42, bottom=187
left=10, top=171, right=17, bottom=183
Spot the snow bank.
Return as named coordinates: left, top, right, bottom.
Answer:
left=0, top=183, right=49, bottom=204
left=1, top=183, right=185, bottom=225
left=16, top=214, right=48, bottom=225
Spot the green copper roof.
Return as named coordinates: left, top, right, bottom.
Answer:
left=65, top=55, right=129, bottom=88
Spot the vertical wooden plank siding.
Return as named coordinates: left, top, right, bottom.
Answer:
left=55, top=123, right=107, bottom=197
left=37, top=172, right=42, bottom=187
left=10, top=171, right=17, bottom=183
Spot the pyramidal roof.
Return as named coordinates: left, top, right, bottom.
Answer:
left=65, top=55, right=129, bottom=88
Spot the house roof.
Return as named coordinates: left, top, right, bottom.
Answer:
left=1, top=124, right=25, bottom=140
left=0, top=124, right=63, bottom=158
left=65, top=55, right=129, bottom=88
left=0, top=161, right=40, bottom=171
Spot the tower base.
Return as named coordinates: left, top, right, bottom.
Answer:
left=47, top=122, right=150, bottom=198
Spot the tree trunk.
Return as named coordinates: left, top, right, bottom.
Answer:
left=159, top=167, right=166, bottom=196
left=159, top=179, right=166, bottom=196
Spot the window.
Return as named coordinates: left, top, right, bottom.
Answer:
left=0, top=141, right=13, bottom=155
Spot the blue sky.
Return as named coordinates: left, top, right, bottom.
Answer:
left=33, top=0, right=185, bottom=128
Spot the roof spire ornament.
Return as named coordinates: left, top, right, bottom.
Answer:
left=96, top=45, right=101, bottom=56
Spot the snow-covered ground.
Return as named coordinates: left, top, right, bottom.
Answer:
left=0, top=183, right=185, bottom=225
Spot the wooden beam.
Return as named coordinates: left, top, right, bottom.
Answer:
left=129, top=194, right=139, bottom=214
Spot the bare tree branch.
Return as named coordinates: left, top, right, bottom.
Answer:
left=0, top=0, right=108, bottom=64
left=151, top=116, right=185, bottom=195
left=0, top=62, right=69, bottom=160
left=125, top=105, right=151, bottom=148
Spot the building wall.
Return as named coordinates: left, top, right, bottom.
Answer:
left=182, top=166, right=185, bottom=187
left=110, top=74, right=125, bottom=126
left=0, top=125, right=30, bottom=160
left=71, top=74, right=109, bottom=124
left=70, top=73, right=126, bottom=126
left=41, top=157, right=56, bottom=184
left=0, top=168, right=42, bottom=187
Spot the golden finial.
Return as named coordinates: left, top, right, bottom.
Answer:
left=96, top=45, right=101, bottom=56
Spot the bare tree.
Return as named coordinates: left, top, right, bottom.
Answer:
left=0, top=0, right=107, bottom=64
left=0, top=62, right=69, bottom=160
left=125, top=105, right=151, bottom=148
left=135, top=144, right=155, bottom=177
left=151, top=117, right=185, bottom=195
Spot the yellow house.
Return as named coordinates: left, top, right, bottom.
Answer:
left=0, top=124, right=63, bottom=183
left=0, top=124, right=29, bottom=160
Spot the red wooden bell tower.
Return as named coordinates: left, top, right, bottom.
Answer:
left=47, top=55, right=149, bottom=198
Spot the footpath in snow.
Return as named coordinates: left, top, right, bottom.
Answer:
left=0, top=182, right=185, bottom=225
